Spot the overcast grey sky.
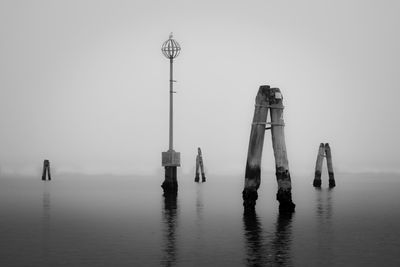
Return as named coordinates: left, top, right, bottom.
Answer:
left=0, top=0, right=399, bottom=176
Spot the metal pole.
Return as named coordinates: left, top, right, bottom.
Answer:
left=169, top=57, right=173, bottom=151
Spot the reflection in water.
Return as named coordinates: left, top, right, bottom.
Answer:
left=194, top=185, right=205, bottom=259
left=243, top=210, right=293, bottom=266
left=41, top=184, right=51, bottom=261
left=315, top=188, right=333, bottom=221
left=272, top=212, right=294, bottom=266
left=315, top=188, right=334, bottom=265
left=161, top=193, right=179, bottom=267
left=196, top=185, right=204, bottom=226
left=243, top=210, right=264, bottom=265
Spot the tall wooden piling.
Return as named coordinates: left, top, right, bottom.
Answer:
left=313, top=143, right=325, bottom=187
left=41, top=159, right=51, bottom=181
left=243, top=86, right=270, bottom=209
left=325, top=143, right=335, bottom=187
left=269, top=88, right=295, bottom=212
left=243, top=86, right=295, bottom=212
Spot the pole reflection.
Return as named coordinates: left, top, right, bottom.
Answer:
left=161, top=193, right=179, bottom=267
left=243, top=210, right=294, bottom=266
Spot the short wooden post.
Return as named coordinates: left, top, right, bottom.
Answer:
left=194, top=147, right=206, bottom=183
left=325, top=143, right=335, bottom=187
left=42, top=159, right=51, bottom=181
left=195, top=155, right=200, bottom=182
left=269, top=88, right=295, bottom=212
left=313, top=143, right=325, bottom=187
left=243, top=86, right=270, bottom=209
left=198, top=148, right=206, bottom=182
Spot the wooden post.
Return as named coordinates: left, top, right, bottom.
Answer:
left=313, top=143, right=325, bottom=187
left=243, top=86, right=270, bottom=209
left=269, top=88, right=295, bottom=212
left=194, top=147, right=206, bottom=183
left=42, top=159, right=51, bottom=181
left=195, top=155, right=200, bottom=182
left=198, top=148, right=206, bottom=182
left=325, top=143, right=335, bottom=187
left=243, top=86, right=295, bottom=212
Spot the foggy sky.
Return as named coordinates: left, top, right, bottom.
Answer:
left=0, top=0, right=399, bottom=176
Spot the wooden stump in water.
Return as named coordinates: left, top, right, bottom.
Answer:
left=243, top=86, right=270, bottom=210
left=269, top=88, right=295, bottom=212
left=198, top=148, right=206, bottom=182
left=41, top=159, right=51, bottom=181
left=195, top=147, right=205, bottom=183
left=325, top=143, right=335, bottom=187
left=313, top=143, right=325, bottom=187
left=243, top=86, right=295, bottom=212
left=195, top=155, right=200, bottom=182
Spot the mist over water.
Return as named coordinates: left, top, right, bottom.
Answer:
left=1, top=1, right=400, bottom=176
left=1, top=173, right=399, bottom=266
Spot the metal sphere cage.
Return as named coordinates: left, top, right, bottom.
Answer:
left=161, top=34, right=181, bottom=59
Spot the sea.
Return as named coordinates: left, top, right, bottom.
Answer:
left=0, top=172, right=399, bottom=266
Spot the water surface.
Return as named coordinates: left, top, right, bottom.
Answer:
left=0, top=173, right=399, bottom=266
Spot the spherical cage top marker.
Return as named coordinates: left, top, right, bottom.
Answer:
left=161, top=33, right=181, bottom=59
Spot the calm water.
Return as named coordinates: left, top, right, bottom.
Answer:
left=0, top=173, right=400, bottom=266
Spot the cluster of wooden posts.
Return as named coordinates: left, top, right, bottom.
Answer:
left=242, top=86, right=335, bottom=212
left=39, top=85, right=335, bottom=214
left=159, top=85, right=335, bottom=214
left=42, top=159, right=51, bottom=181
left=313, top=143, right=335, bottom=188
left=243, top=86, right=295, bottom=212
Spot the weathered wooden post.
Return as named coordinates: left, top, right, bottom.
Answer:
left=243, top=86, right=270, bottom=209
left=41, top=159, right=51, bottom=181
left=198, top=147, right=205, bottom=182
left=313, top=143, right=325, bottom=187
left=325, top=143, right=335, bottom=187
left=195, top=155, right=200, bottom=182
left=161, top=33, right=181, bottom=195
left=269, top=88, right=295, bottom=212
left=194, top=147, right=205, bottom=182
left=243, top=86, right=295, bottom=212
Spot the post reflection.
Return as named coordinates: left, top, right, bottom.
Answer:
left=243, top=210, right=294, bottom=266
left=271, top=212, right=294, bottom=266
left=315, top=188, right=333, bottom=221
left=243, top=210, right=265, bottom=265
left=41, top=184, right=51, bottom=262
left=161, top=193, right=179, bottom=267
left=315, top=188, right=334, bottom=265
left=196, top=185, right=204, bottom=225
